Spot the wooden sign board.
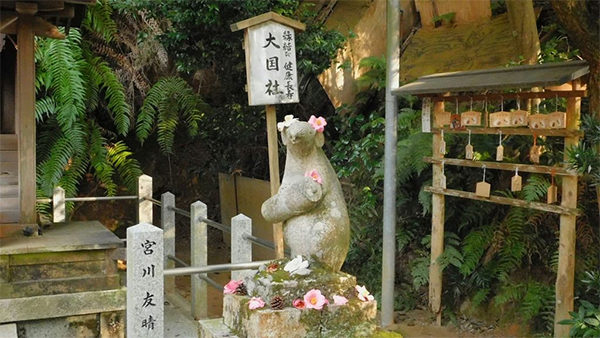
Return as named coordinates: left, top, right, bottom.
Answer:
left=437, top=111, right=451, bottom=126
left=245, top=21, right=299, bottom=106
left=511, top=110, right=528, bottom=127
left=461, top=110, right=481, bottom=126
left=475, top=181, right=491, bottom=197
left=528, top=114, right=547, bottom=129
left=547, top=112, right=566, bottom=129
left=490, top=111, right=511, bottom=127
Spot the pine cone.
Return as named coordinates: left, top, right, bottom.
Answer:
left=234, top=283, right=247, bottom=296
left=270, top=296, right=284, bottom=310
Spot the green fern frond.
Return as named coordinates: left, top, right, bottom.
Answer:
left=106, top=141, right=142, bottom=193
left=461, top=225, right=494, bottom=276
left=87, top=122, right=117, bottom=195
left=35, top=97, right=56, bottom=122
left=84, top=52, right=132, bottom=135
left=82, top=0, right=117, bottom=43
left=522, top=174, right=550, bottom=202
left=136, top=76, right=206, bottom=154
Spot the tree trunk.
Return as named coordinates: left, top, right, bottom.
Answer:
left=550, top=0, right=600, bottom=251
left=550, top=0, right=599, bottom=117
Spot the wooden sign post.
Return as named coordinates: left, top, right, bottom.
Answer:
left=231, top=12, right=306, bottom=258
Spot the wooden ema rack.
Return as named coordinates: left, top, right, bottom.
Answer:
left=426, top=83, right=584, bottom=335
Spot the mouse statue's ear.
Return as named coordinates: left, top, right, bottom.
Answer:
left=315, top=132, right=324, bottom=148
left=281, top=129, right=289, bottom=146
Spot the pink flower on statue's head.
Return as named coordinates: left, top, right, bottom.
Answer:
left=303, top=289, right=328, bottom=310
left=308, top=115, right=327, bottom=132
left=293, top=299, right=305, bottom=309
left=223, top=280, right=242, bottom=294
left=355, top=285, right=375, bottom=302
left=248, top=297, right=266, bottom=310
left=305, top=169, right=323, bottom=184
left=332, top=295, right=349, bottom=306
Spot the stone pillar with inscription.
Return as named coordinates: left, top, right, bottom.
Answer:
left=127, top=223, right=164, bottom=338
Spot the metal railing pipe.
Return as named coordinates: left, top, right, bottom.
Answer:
left=164, top=261, right=270, bottom=277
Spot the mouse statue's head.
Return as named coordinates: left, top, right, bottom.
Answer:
left=278, top=115, right=325, bottom=157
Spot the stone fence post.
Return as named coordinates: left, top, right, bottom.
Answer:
left=52, top=186, right=65, bottom=223
left=231, top=214, right=252, bottom=280
left=137, top=175, right=153, bottom=224
left=161, top=192, right=176, bottom=295
left=127, top=223, right=164, bottom=338
left=190, top=201, right=208, bottom=320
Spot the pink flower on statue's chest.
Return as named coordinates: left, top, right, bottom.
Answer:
left=355, top=285, right=374, bottom=302
left=305, top=169, right=323, bottom=184
left=308, top=115, right=327, bottom=132
left=248, top=297, right=265, bottom=310
left=303, top=289, right=328, bottom=310
left=293, top=299, right=305, bottom=309
left=332, top=295, right=348, bottom=306
left=223, top=280, right=242, bottom=294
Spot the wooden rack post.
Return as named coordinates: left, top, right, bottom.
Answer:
left=554, top=81, right=580, bottom=337
left=429, top=100, right=445, bottom=325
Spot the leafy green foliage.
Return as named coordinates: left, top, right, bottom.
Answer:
left=136, top=77, right=206, bottom=154
left=35, top=6, right=141, bottom=207
left=559, top=300, right=600, bottom=337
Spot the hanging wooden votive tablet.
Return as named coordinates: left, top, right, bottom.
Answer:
left=440, top=130, right=447, bottom=156
left=476, top=165, right=491, bottom=198
left=548, top=95, right=566, bottom=129
left=530, top=134, right=541, bottom=164
left=510, top=96, right=528, bottom=127
left=461, top=98, right=482, bottom=126
left=489, top=96, right=511, bottom=127
left=511, top=168, right=522, bottom=192
left=440, top=160, right=447, bottom=189
left=529, top=100, right=546, bottom=129
left=465, top=129, right=474, bottom=160
left=450, top=98, right=461, bottom=129
left=496, top=131, right=504, bottom=161
left=547, top=171, right=558, bottom=204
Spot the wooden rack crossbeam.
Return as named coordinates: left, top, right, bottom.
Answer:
left=432, top=127, right=583, bottom=137
left=424, top=186, right=579, bottom=215
left=422, top=90, right=586, bottom=102
left=424, top=157, right=578, bottom=176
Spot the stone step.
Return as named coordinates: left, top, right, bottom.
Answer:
left=0, top=162, right=17, bottom=177
left=0, top=210, right=19, bottom=223
left=0, top=134, right=17, bottom=151
left=199, top=318, right=238, bottom=338
left=0, top=151, right=17, bottom=162
left=0, top=197, right=18, bottom=211
left=0, top=184, right=18, bottom=197
left=0, top=323, right=18, bottom=338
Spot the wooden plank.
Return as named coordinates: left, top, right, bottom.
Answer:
left=265, top=105, right=284, bottom=259
left=0, top=185, right=18, bottom=197
left=0, top=135, right=17, bottom=151
left=0, top=151, right=17, bottom=162
left=230, top=11, right=306, bottom=32
left=433, top=127, right=582, bottom=137
left=554, top=80, right=581, bottom=337
left=0, top=13, right=18, bottom=32
left=0, top=197, right=17, bottom=211
left=424, top=186, right=580, bottom=215
left=425, top=90, right=587, bottom=102
left=16, top=14, right=36, bottom=224
left=429, top=100, right=445, bottom=325
left=0, top=288, right=125, bottom=323
left=0, top=162, right=17, bottom=176
left=423, top=157, right=578, bottom=176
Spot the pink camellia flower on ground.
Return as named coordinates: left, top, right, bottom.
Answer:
left=305, top=169, right=323, bottom=184
left=223, top=280, right=242, bottom=294
left=293, top=299, right=305, bottom=309
left=355, top=285, right=375, bottom=302
left=308, top=115, right=327, bottom=132
left=248, top=297, right=265, bottom=310
left=332, top=295, right=349, bottom=306
left=304, top=289, right=328, bottom=310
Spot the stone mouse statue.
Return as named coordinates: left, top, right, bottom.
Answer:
left=261, top=115, right=349, bottom=271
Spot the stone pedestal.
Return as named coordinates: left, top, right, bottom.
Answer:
left=216, top=259, right=377, bottom=338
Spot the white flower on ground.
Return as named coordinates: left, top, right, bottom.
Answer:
left=355, top=285, right=374, bottom=302
left=284, top=255, right=311, bottom=276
